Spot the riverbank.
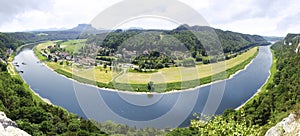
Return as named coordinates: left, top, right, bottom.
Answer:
left=7, top=60, right=53, bottom=105
left=14, top=44, right=273, bottom=130
left=235, top=49, right=276, bottom=110
left=32, top=45, right=260, bottom=93
left=6, top=42, right=55, bottom=105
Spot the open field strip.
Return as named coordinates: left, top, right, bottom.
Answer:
left=115, top=47, right=258, bottom=84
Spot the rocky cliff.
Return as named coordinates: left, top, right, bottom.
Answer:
left=0, top=112, right=30, bottom=136
left=265, top=113, right=300, bottom=136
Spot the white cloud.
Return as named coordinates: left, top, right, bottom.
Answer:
left=186, top=0, right=300, bottom=36
left=0, top=0, right=121, bottom=32
left=0, top=0, right=299, bottom=36
left=0, top=0, right=53, bottom=22
left=214, top=17, right=281, bottom=35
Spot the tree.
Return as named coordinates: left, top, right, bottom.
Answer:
left=147, top=81, right=154, bottom=92
left=182, top=58, right=195, bottom=67
left=40, top=121, right=54, bottom=134
left=77, top=130, right=90, bottom=136
left=54, top=57, right=58, bottom=62
left=68, top=121, right=80, bottom=132
left=47, top=55, right=52, bottom=60
left=0, top=61, right=7, bottom=72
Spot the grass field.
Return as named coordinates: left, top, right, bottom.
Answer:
left=45, top=62, right=114, bottom=83
left=115, top=47, right=258, bottom=84
left=35, top=40, right=115, bottom=83
left=35, top=40, right=259, bottom=92
left=35, top=41, right=56, bottom=51
left=60, top=39, right=86, bottom=53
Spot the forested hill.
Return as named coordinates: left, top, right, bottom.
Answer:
left=167, top=34, right=300, bottom=135
left=173, top=25, right=269, bottom=53
left=0, top=33, right=24, bottom=60
left=0, top=33, right=23, bottom=50
left=0, top=30, right=87, bottom=61
left=8, top=24, right=105, bottom=43
left=87, top=24, right=269, bottom=58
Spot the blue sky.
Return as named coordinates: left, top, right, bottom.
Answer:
left=0, top=0, right=299, bottom=36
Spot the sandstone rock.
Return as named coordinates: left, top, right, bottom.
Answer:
left=265, top=113, right=300, bottom=136
left=0, top=112, right=30, bottom=136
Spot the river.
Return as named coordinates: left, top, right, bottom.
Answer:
left=13, top=45, right=272, bottom=129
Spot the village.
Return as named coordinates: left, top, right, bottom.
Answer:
left=38, top=40, right=181, bottom=73
left=38, top=41, right=144, bottom=74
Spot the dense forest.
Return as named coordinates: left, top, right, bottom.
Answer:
left=87, top=24, right=269, bottom=56
left=7, top=31, right=82, bottom=43
left=0, top=33, right=23, bottom=60
left=168, top=34, right=300, bottom=135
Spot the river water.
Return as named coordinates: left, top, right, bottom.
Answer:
left=13, top=45, right=272, bottom=128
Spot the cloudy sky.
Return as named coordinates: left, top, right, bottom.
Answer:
left=0, top=0, right=299, bottom=36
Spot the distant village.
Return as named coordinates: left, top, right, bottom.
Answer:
left=40, top=44, right=143, bottom=71
left=40, top=43, right=183, bottom=72
left=41, top=44, right=100, bottom=68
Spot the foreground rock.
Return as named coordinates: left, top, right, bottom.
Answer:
left=0, top=112, right=30, bottom=136
left=265, top=113, right=300, bottom=136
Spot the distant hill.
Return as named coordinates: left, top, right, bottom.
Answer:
left=28, top=27, right=68, bottom=32
left=68, top=24, right=109, bottom=35
left=69, top=24, right=97, bottom=32
left=262, top=36, right=284, bottom=42
left=127, top=27, right=144, bottom=30
left=0, top=24, right=106, bottom=46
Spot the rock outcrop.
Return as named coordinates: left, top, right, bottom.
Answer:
left=265, top=113, right=300, bottom=136
left=0, top=112, right=30, bottom=136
